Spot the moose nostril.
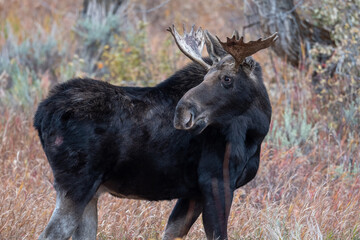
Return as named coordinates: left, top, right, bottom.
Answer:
left=185, top=111, right=194, bottom=128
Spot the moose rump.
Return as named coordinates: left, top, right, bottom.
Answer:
left=34, top=24, right=276, bottom=240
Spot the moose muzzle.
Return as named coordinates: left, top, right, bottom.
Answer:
left=174, top=98, right=208, bottom=134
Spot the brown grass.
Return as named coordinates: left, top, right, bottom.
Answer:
left=1, top=100, right=359, bottom=239
left=1, top=0, right=359, bottom=239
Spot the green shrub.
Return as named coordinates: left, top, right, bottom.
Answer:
left=0, top=61, right=42, bottom=110
left=0, top=23, right=64, bottom=75
left=73, top=5, right=127, bottom=77
left=267, top=106, right=318, bottom=151
left=308, top=0, right=360, bottom=123
left=0, top=23, right=62, bottom=109
left=101, top=23, right=150, bottom=86
left=101, top=23, right=180, bottom=86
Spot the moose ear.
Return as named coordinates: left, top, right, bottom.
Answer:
left=241, top=57, right=256, bottom=76
left=204, top=30, right=227, bottom=64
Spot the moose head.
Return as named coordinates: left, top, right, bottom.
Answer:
left=168, top=24, right=277, bottom=134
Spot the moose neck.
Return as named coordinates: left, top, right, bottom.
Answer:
left=157, top=61, right=210, bottom=100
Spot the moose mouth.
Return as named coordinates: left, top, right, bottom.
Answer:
left=189, top=117, right=207, bottom=134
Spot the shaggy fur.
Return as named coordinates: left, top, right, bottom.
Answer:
left=34, top=58, right=271, bottom=239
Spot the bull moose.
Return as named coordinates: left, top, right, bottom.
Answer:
left=34, top=24, right=277, bottom=239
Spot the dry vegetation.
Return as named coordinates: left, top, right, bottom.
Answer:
left=0, top=0, right=359, bottom=239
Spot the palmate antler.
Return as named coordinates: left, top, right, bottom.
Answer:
left=167, top=24, right=211, bottom=70
left=168, top=24, right=278, bottom=71
left=217, top=32, right=278, bottom=69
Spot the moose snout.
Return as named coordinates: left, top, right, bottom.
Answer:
left=174, top=104, right=196, bottom=130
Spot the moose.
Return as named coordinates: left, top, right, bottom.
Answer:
left=34, top=24, right=277, bottom=240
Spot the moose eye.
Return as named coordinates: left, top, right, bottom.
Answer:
left=221, top=76, right=233, bottom=88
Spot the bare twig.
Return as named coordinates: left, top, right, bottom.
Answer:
left=242, top=21, right=261, bottom=36
left=137, top=0, right=171, bottom=13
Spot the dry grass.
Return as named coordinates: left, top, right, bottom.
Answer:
left=1, top=98, right=359, bottom=239
left=1, top=0, right=360, bottom=239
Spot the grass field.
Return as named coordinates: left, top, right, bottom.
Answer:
left=0, top=0, right=359, bottom=239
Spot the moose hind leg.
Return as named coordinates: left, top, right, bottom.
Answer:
left=38, top=175, right=102, bottom=240
left=163, top=198, right=202, bottom=240
left=72, top=196, right=98, bottom=240
left=38, top=191, right=86, bottom=240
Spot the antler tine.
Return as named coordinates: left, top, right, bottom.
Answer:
left=167, top=24, right=211, bottom=70
left=182, top=23, right=187, bottom=34
left=217, top=32, right=278, bottom=69
left=189, top=24, right=195, bottom=35
left=232, top=30, right=240, bottom=40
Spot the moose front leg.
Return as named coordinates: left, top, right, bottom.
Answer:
left=163, top=198, right=202, bottom=240
left=198, top=140, right=234, bottom=240
left=200, top=177, right=234, bottom=240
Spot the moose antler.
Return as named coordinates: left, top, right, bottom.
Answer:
left=217, top=32, right=278, bottom=69
left=167, top=24, right=211, bottom=70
